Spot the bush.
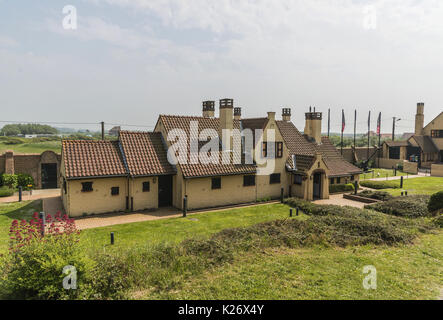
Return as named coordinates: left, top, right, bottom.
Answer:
left=329, top=183, right=355, bottom=194
left=432, top=215, right=443, bottom=228
left=283, top=198, right=317, bottom=215
left=360, top=180, right=400, bottom=189
left=364, top=195, right=433, bottom=218
left=428, top=191, right=443, bottom=213
left=358, top=190, right=394, bottom=201
left=16, top=174, right=34, bottom=190
left=0, top=174, right=18, bottom=189
left=0, top=213, right=95, bottom=300
left=0, top=186, right=14, bottom=197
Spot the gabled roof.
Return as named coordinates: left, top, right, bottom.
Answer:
left=119, top=131, right=176, bottom=177
left=409, top=135, right=439, bottom=153
left=423, top=111, right=443, bottom=131
left=276, top=121, right=362, bottom=177
left=384, top=140, right=409, bottom=147
left=158, top=115, right=256, bottom=178
left=62, top=140, right=127, bottom=179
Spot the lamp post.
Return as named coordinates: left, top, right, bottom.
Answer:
left=392, top=117, right=401, bottom=141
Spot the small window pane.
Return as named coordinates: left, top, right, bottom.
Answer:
left=142, top=181, right=150, bottom=192
left=212, top=177, right=221, bottom=189
left=81, top=182, right=93, bottom=192
left=294, top=175, right=302, bottom=185
left=111, top=187, right=119, bottom=196
left=243, top=175, right=256, bottom=186
left=270, top=173, right=281, bottom=184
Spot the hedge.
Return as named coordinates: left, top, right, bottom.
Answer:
left=428, top=191, right=443, bottom=213
left=329, top=183, right=355, bottom=194
left=0, top=186, right=14, bottom=197
left=359, top=180, right=400, bottom=189
left=364, top=195, right=432, bottom=218
left=357, top=190, right=394, bottom=201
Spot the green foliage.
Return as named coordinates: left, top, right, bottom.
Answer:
left=329, top=183, right=355, bottom=194
left=357, top=190, right=394, bottom=201
left=428, top=191, right=443, bottom=213
left=432, top=214, right=443, bottom=228
left=0, top=174, right=18, bottom=189
left=16, top=174, right=34, bottom=190
left=0, top=124, right=58, bottom=136
left=360, top=180, right=400, bottom=189
left=364, top=195, right=433, bottom=218
left=0, top=186, right=14, bottom=197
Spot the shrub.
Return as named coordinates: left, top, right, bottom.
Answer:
left=1, top=212, right=96, bottom=300
left=360, top=180, right=400, bottom=189
left=364, top=195, right=433, bottom=218
left=329, top=183, right=355, bottom=194
left=283, top=198, right=317, bottom=215
left=16, top=174, right=34, bottom=190
left=358, top=190, right=394, bottom=201
left=0, top=186, right=14, bottom=197
left=0, top=174, right=18, bottom=189
left=428, top=191, right=443, bottom=213
left=432, top=215, right=443, bottom=228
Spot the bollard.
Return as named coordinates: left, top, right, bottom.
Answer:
left=400, top=176, right=404, bottom=189
left=280, top=188, right=284, bottom=203
left=110, top=232, right=115, bottom=245
left=405, top=191, right=408, bottom=196
left=296, top=208, right=299, bottom=216
left=401, top=192, right=404, bottom=196
left=354, top=181, right=359, bottom=195
left=290, top=209, right=293, bottom=217
left=183, top=195, right=188, bottom=217
left=39, top=212, right=46, bottom=236
left=18, top=186, right=22, bottom=202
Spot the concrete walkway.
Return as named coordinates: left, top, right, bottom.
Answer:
left=362, top=172, right=429, bottom=182
left=313, top=193, right=365, bottom=209
left=0, top=188, right=60, bottom=203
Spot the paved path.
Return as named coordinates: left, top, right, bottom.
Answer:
left=313, top=193, right=365, bottom=208
left=362, top=172, right=429, bottom=182
left=74, top=201, right=280, bottom=230
left=0, top=189, right=60, bottom=203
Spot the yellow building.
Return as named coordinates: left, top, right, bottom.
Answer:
left=61, top=99, right=362, bottom=217
left=381, top=103, right=443, bottom=171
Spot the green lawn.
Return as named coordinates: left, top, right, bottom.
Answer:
left=149, top=233, right=442, bottom=300
left=0, top=141, right=61, bottom=154
left=379, top=177, right=443, bottom=196
left=0, top=200, right=42, bottom=253
left=79, top=203, right=307, bottom=252
left=360, top=168, right=409, bottom=180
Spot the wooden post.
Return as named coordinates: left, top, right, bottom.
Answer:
left=400, top=176, right=404, bottom=188
left=18, top=186, right=22, bottom=202
left=110, top=232, right=115, bottom=245
left=280, top=188, right=284, bottom=203
left=183, top=195, right=188, bottom=217
left=290, top=209, right=293, bottom=217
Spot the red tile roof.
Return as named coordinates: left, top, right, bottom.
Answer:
left=119, top=131, right=176, bottom=176
left=62, top=140, right=127, bottom=179
left=276, top=121, right=362, bottom=177
left=158, top=115, right=256, bottom=178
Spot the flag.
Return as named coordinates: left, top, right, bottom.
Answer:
left=376, top=112, right=381, bottom=135
left=341, top=109, right=345, bottom=133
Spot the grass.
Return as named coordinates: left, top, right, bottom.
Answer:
left=379, top=177, right=443, bottom=196
left=360, top=168, right=408, bottom=180
left=0, top=200, right=42, bottom=253
left=148, top=232, right=442, bottom=300
left=79, top=203, right=308, bottom=253
left=0, top=141, right=61, bottom=154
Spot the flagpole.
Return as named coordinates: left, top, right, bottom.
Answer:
left=367, top=111, right=371, bottom=161
left=353, top=109, right=357, bottom=149
left=378, top=112, right=381, bottom=168
left=341, top=109, right=344, bottom=155
left=328, top=108, right=330, bottom=137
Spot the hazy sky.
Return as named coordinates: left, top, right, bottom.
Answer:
left=1, top=0, right=442, bottom=134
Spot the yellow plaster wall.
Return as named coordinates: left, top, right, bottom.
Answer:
left=131, top=176, right=158, bottom=211
left=66, top=177, right=128, bottom=217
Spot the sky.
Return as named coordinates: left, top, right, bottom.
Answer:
left=0, top=0, right=442, bottom=134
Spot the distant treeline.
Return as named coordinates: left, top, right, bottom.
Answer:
left=328, top=135, right=393, bottom=148
left=0, top=124, right=58, bottom=136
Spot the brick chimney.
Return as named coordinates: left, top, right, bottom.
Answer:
left=202, top=100, right=215, bottom=118
left=234, top=107, right=241, bottom=120
left=282, top=108, right=291, bottom=121
left=415, top=102, right=424, bottom=135
left=267, top=111, right=276, bottom=121
left=5, top=150, right=14, bottom=175
left=219, top=99, right=234, bottom=149
left=304, top=108, right=322, bottom=144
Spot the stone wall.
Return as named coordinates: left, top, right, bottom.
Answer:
left=431, top=163, right=443, bottom=177
left=403, top=160, right=418, bottom=174
left=0, top=150, right=61, bottom=189
left=341, top=147, right=379, bottom=163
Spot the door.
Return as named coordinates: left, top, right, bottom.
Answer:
left=313, top=172, right=322, bottom=199
left=158, top=175, right=173, bottom=207
left=41, top=163, right=57, bottom=189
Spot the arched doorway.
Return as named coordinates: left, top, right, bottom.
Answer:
left=312, top=169, right=326, bottom=200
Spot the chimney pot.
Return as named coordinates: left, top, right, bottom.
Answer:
left=282, top=108, right=291, bottom=121
left=220, top=98, right=234, bottom=109
left=234, top=107, right=241, bottom=120
left=202, top=100, right=215, bottom=117
left=304, top=108, right=323, bottom=144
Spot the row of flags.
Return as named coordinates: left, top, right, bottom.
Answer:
left=341, top=110, right=382, bottom=135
